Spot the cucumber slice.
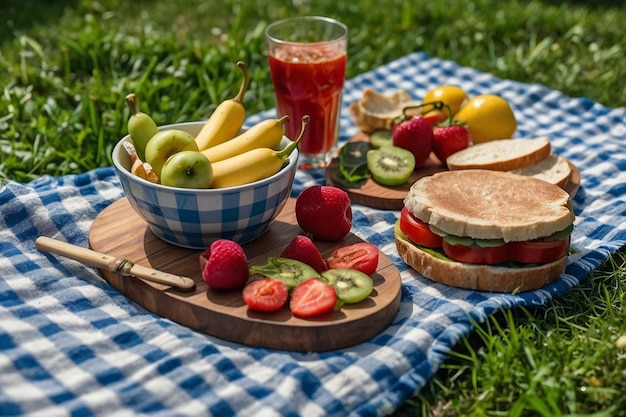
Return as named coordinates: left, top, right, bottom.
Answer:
left=474, top=238, right=506, bottom=248
left=442, top=234, right=505, bottom=248
left=442, top=234, right=475, bottom=246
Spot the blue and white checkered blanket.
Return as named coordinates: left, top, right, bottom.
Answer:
left=1, top=52, right=625, bottom=416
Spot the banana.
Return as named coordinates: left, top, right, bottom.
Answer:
left=195, top=61, right=250, bottom=151
left=126, top=93, right=159, bottom=162
left=210, top=116, right=309, bottom=188
left=201, top=115, right=289, bottom=163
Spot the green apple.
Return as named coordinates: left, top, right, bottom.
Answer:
left=144, top=129, right=199, bottom=177
left=160, top=151, right=213, bottom=189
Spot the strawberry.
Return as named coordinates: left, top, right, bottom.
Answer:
left=281, top=235, right=328, bottom=273
left=295, top=185, right=352, bottom=241
left=200, top=239, right=249, bottom=290
left=242, top=279, right=289, bottom=312
left=289, top=278, right=337, bottom=318
left=392, top=116, right=434, bottom=168
left=432, top=124, right=471, bottom=166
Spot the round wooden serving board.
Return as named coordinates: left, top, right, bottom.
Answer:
left=326, top=132, right=581, bottom=210
left=88, top=197, right=402, bottom=352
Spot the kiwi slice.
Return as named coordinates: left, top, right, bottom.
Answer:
left=366, top=145, right=415, bottom=186
left=321, top=268, right=374, bottom=304
left=369, top=129, right=393, bottom=149
left=249, top=257, right=320, bottom=291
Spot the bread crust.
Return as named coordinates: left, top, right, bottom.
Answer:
left=404, top=170, right=575, bottom=242
left=395, top=235, right=566, bottom=292
left=447, top=137, right=551, bottom=171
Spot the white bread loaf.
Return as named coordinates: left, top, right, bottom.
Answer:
left=446, top=137, right=551, bottom=171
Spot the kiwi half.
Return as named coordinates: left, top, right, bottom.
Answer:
left=249, top=257, right=320, bottom=291
left=366, top=145, right=415, bottom=186
left=321, top=268, right=374, bottom=304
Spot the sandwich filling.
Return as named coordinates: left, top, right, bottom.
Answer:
left=397, top=207, right=572, bottom=265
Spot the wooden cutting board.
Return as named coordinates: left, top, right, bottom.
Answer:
left=88, top=197, right=402, bottom=352
left=326, top=132, right=581, bottom=210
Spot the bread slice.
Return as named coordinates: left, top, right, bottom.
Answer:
left=510, top=153, right=571, bottom=188
left=395, top=234, right=566, bottom=292
left=446, top=137, right=551, bottom=171
left=404, top=170, right=575, bottom=242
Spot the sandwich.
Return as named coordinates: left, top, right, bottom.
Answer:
left=395, top=169, right=575, bottom=292
left=446, top=136, right=572, bottom=189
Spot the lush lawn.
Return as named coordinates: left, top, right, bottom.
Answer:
left=2, top=0, right=625, bottom=415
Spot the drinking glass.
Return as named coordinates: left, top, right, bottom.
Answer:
left=265, top=16, right=348, bottom=169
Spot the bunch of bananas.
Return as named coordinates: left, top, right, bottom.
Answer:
left=123, top=61, right=307, bottom=189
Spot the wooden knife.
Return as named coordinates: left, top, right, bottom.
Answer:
left=35, top=236, right=196, bottom=292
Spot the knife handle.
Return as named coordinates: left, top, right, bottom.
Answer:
left=35, top=237, right=196, bottom=291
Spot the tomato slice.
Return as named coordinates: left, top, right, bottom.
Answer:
left=511, top=239, right=569, bottom=264
left=443, top=238, right=569, bottom=265
left=399, top=208, right=443, bottom=248
left=242, top=279, right=288, bottom=312
left=442, top=241, right=509, bottom=265
left=289, top=279, right=337, bottom=318
left=325, top=242, right=379, bottom=275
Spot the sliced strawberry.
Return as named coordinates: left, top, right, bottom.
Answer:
left=242, top=279, right=289, bottom=312
left=289, top=278, right=337, bottom=318
left=280, top=235, right=327, bottom=273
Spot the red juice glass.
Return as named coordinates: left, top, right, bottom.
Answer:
left=265, top=16, right=348, bottom=169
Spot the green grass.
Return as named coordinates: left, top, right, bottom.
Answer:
left=2, top=0, right=625, bottom=415
left=407, top=254, right=626, bottom=416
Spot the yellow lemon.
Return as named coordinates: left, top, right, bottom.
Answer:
left=454, top=94, right=517, bottom=144
left=423, top=85, right=469, bottom=117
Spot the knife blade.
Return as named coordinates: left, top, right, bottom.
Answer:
left=35, top=236, right=196, bottom=292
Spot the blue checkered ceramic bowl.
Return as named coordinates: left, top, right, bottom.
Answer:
left=112, top=122, right=298, bottom=250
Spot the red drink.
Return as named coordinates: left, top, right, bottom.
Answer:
left=266, top=17, right=348, bottom=168
left=269, top=45, right=347, bottom=157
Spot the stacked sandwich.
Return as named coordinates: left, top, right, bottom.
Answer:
left=395, top=137, right=576, bottom=293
